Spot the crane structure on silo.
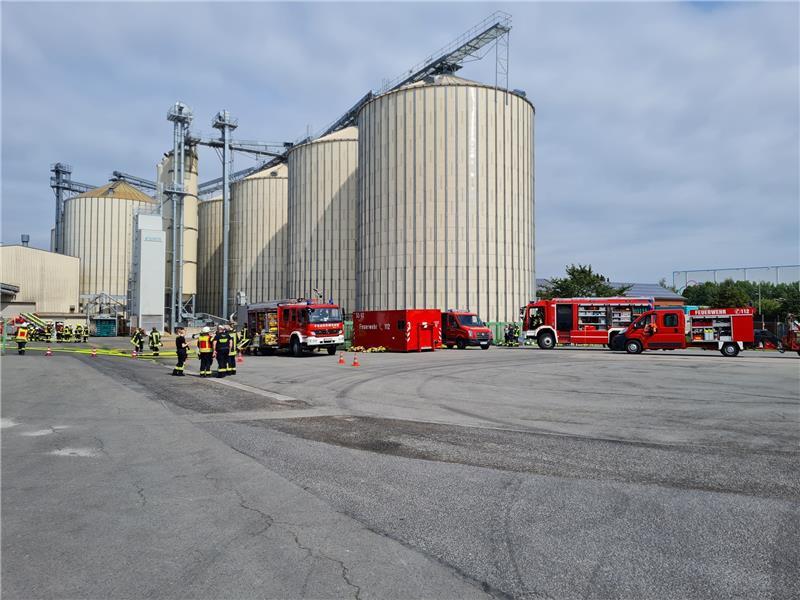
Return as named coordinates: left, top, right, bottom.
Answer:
left=318, top=10, right=512, bottom=138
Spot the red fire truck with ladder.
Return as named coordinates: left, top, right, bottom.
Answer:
left=611, top=307, right=755, bottom=356
left=238, top=299, right=344, bottom=357
left=521, top=297, right=654, bottom=349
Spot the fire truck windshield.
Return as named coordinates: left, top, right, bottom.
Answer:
left=457, top=314, right=485, bottom=327
left=308, top=308, right=342, bottom=323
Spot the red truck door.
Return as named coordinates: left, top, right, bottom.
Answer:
left=555, top=304, right=573, bottom=341
left=647, top=311, right=685, bottom=349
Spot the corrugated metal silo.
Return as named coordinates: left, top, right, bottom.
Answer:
left=286, top=127, right=358, bottom=313
left=196, top=195, right=223, bottom=315
left=229, top=163, right=288, bottom=308
left=61, top=181, right=155, bottom=304
left=356, top=75, right=535, bottom=322
left=159, top=148, right=199, bottom=301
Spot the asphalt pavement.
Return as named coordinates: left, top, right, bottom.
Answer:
left=2, top=344, right=798, bottom=599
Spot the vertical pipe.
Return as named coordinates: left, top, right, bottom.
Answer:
left=170, top=122, right=179, bottom=331
left=177, top=126, right=187, bottom=323
left=221, top=122, right=231, bottom=319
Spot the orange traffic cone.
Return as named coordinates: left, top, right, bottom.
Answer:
left=236, top=351, right=244, bottom=364
left=45, top=347, right=53, bottom=357
left=352, top=353, right=360, bottom=367
left=91, top=347, right=97, bottom=358
left=338, top=352, right=345, bottom=365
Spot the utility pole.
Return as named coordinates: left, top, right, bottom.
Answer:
left=213, top=110, right=238, bottom=320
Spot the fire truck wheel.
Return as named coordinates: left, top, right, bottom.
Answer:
left=456, top=338, right=466, bottom=350
left=537, top=331, right=556, bottom=350
left=326, top=346, right=337, bottom=355
left=721, top=343, right=740, bottom=357
left=446, top=344, right=454, bottom=349
left=625, top=339, right=643, bottom=354
left=480, top=343, right=490, bottom=350
left=291, top=337, right=303, bottom=357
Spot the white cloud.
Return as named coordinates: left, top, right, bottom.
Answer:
left=2, top=1, right=797, bottom=282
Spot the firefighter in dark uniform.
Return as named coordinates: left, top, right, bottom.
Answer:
left=63, top=324, right=73, bottom=343
left=81, top=324, right=89, bottom=343
left=172, top=327, right=188, bottom=376
left=213, top=326, right=232, bottom=378
left=196, top=327, right=214, bottom=377
left=148, top=327, right=162, bottom=356
left=15, top=322, right=29, bottom=355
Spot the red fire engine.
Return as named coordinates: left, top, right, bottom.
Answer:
left=521, top=297, right=654, bottom=349
left=239, top=299, right=344, bottom=357
left=441, top=310, right=492, bottom=349
left=353, top=310, right=442, bottom=352
left=612, top=307, right=755, bottom=357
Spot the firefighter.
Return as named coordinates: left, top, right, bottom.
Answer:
left=63, top=324, right=73, bottom=343
left=74, top=324, right=83, bottom=343
left=81, top=325, right=89, bottom=343
left=238, top=326, right=251, bottom=356
left=130, top=328, right=145, bottom=353
left=15, top=321, right=29, bottom=355
left=226, top=323, right=239, bottom=376
left=172, top=327, right=188, bottom=376
left=45, top=321, right=54, bottom=342
left=55, top=322, right=63, bottom=343
left=196, top=326, right=214, bottom=377
left=148, top=327, right=162, bottom=356
left=212, top=325, right=232, bottom=378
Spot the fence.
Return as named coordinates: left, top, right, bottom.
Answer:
left=673, top=265, right=800, bottom=292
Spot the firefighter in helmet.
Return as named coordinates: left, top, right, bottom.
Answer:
left=148, top=327, right=162, bottom=356
left=15, top=321, right=29, bottom=355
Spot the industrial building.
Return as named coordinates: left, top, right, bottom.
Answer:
left=0, top=244, right=80, bottom=320
left=38, top=12, right=533, bottom=329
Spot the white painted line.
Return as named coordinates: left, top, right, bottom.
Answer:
left=1, top=418, right=18, bottom=429
left=212, top=378, right=298, bottom=403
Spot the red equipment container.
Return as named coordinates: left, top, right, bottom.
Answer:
left=352, top=310, right=442, bottom=352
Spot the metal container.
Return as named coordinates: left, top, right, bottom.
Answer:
left=159, top=148, right=199, bottom=300
left=352, top=309, right=442, bottom=352
left=287, top=127, right=358, bottom=314
left=356, top=75, right=535, bottom=323
left=229, top=163, right=289, bottom=310
left=61, top=181, right=155, bottom=305
left=196, top=196, right=223, bottom=315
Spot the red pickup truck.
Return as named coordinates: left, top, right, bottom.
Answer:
left=611, top=307, right=754, bottom=357
left=441, top=310, right=493, bottom=350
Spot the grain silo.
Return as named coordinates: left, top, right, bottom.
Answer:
left=356, top=75, right=535, bottom=323
left=61, top=181, right=155, bottom=306
left=196, top=195, right=223, bottom=315
left=286, top=127, right=358, bottom=313
left=229, top=163, right=289, bottom=310
left=158, top=148, right=199, bottom=308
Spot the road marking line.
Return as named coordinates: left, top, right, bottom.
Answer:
left=189, top=407, right=347, bottom=423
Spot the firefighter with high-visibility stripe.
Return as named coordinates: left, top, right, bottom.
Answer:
left=64, top=324, right=74, bottom=343
left=212, top=325, right=232, bottom=378
left=74, top=324, right=83, bottom=343
left=196, top=327, right=214, bottom=377
left=237, top=327, right=251, bottom=356
left=226, top=323, right=239, bottom=376
left=15, top=321, right=29, bottom=355
left=148, top=327, right=162, bottom=356
left=172, top=327, right=188, bottom=376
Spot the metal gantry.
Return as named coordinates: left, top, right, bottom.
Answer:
left=166, top=101, right=193, bottom=331
left=111, top=171, right=157, bottom=192
left=50, top=163, right=96, bottom=253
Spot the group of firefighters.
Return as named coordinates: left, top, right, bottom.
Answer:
left=172, top=324, right=250, bottom=378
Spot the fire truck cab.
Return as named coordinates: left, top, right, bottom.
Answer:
left=612, top=307, right=755, bottom=357
left=441, top=310, right=493, bottom=350
left=241, top=299, right=344, bottom=357
left=522, top=297, right=653, bottom=349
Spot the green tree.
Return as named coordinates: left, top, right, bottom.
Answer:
left=709, top=279, right=752, bottom=308
left=541, top=264, right=630, bottom=299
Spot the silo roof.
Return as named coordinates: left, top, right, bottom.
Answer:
left=244, top=162, right=288, bottom=180
left=73, top=180, right=155, bottom=203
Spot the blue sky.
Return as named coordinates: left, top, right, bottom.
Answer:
left=2, top=1, right=798, bottom=282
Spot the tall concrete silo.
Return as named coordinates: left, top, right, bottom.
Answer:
left=61, top=181, right=156, bottom=306
left=196, top=195, right=223, bottom=315
left=356, top=75, right=535, bottom=323
left=158, top=148, right=199, bottom=308
left=229, top=164, right=289, bottom=310
left=286, top=127, right=358, bottom=312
